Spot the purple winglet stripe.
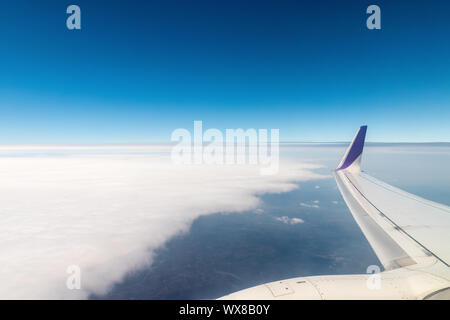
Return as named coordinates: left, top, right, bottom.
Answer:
left=338, top=125, right=367, bottom=170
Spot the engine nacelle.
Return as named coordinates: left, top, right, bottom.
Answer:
left=218, top=268, right=449, bottom=300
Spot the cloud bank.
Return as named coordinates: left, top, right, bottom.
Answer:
left=0, top=147, right=327, bottom=299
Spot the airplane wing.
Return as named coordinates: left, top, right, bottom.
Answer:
left=219, top=126, right=450, bottom=300
left=334, top=126, right=450, bottom=271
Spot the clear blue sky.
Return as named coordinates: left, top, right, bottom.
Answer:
left=0, top=0, right=449, bottom=143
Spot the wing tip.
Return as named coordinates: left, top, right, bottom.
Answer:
left=336, top=125, right=367, bottom=171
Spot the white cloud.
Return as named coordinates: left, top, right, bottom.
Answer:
left=275, top=216, right=304, bottom=225
left=299, top=202, right=320, bottom=209
left=0, top=147, right=327, bottom=299
left=332, top=200, right=339, bottom=204
left=315, top=185, right=321, bottom=189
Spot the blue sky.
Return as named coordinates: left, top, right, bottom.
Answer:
left=0, top=0, right=449, bottom=143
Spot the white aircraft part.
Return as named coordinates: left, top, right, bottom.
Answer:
left=219, top=268, right=449, bottom=300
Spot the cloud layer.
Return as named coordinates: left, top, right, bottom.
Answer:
left=0, top=147, right=327, bottom=299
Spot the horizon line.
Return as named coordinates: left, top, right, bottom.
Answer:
left=0, top=141, right=448, bottom=148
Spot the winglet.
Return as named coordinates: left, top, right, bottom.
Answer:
left=336, top=125, right=367, bottom=171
